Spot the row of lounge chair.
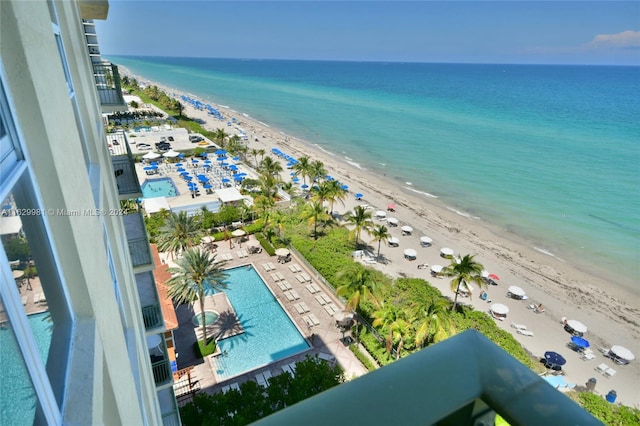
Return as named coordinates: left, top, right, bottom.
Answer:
left=262, top=262, right=276, bottom=271
left=295, top=273, right=312, bottom=283
left=288, top=263, right=303, bottom=273
left=511, top=322, right=534, bottom=337
left=595, top=363, right=617, bottom=378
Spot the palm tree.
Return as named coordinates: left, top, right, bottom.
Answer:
left=309, top=160, right=327, bottom=184
left=412, top=297, right=455, bottom=348
left=344, top=206, right=373, bottom=247
left=442, top=254, right=486, bottom=311
left=214, top=128, right=228, bottom=149
left=388, top=317, right=413, bottom=359
left=301, top=201, right=331, bottom=239
left=336, top=266, right=382, bottom=343
left=253, top=195, right=275, bottom=229
left=250, top=148, right=261, bottom=168
left=369, top=224, right=391, bottom=259
left=166, top=248, right=228, bottom=343
left=310, top=181, right=332, bottom=207
left=259, top=156, right=283, bottom=178
left=292, top=156, right=312, bottom=186
left=156, top=211, right=203, bottom=258
left=324, top=180, right=347, bottom=214
left=259, top=174, right=280, bottom=199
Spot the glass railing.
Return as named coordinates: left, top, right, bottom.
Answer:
left=92, top=62, right=125, bottom=107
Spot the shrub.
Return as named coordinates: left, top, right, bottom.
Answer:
left=194, top=338, right=216, bottom=358
left=254, top=232, right=276, bottom=256
left=349, top=344, right=378, bottom=371
left=578, top=392, right=640, bottom=425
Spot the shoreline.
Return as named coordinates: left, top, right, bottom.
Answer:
left=121, top=67, right=640, bottom=405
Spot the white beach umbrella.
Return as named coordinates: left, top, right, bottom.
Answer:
left=490, top=303, right=510, bottom=315
left=386, top=217, right=398, bottom=225
left=431, top=265, right=443, bottom=273
left=201, top=236, right=215, bottom=244
left=231, top=229, right=246, bottom=237
left=441, top=247, right=455, bottom=257
left=374, top=210, right=387, bottom=218
left=610, top=345, right=635, bottom=361
left=401, top=225, right=413, bottom=234
left=388, top=237, right=400, bottom=246
left=275, top=248, right=290, bottom=257
left=567, top=320, right=587, bottom=334
left=403, top=248, right=417, bottom=259
left=508, top=285, right=526, bottom=298
left=420, top=236, right=433, bottom=246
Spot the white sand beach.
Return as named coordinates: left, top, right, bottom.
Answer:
left=126, top=72, right=640, bottom=406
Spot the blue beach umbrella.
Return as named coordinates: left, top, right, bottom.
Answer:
left=571, top=336, right=590, bottom=349
left=177, top=167, right=186, bottom=172
left=342, top=184, right=349, bottom=190
left=204, top=159, right=212, bottom=164
left=180, top=171, right=189, bottom=176
left=292, top=177, right=300, bottom=183
left=184, top=176, right=193, bottom=181
left=143, top=166, right=154, bottom=170
left=229, top=165, right=238, bottom=171
left=191, top=159, right=199, bottom=163
left=301, top=184, right=309, bottom=190
left=203, top=184, right=212, bottom=189
left=232, top=156, right=240, bottom=162
left=216, top=156, right=226, bottom=162
left=175, top=163, right=183, bottom=167
left=221, top=178, right=230, bottom=183
left=220, top=162, right=229, bottom=166
left=178, top=153, right=185, bottom=158
left=200, top=152, right=208, bottom=158
left=355, top=193, right=364, bottom=199
left=215, top=149, right=227, bottom=156
left=544, top=351, right=566, bottom=367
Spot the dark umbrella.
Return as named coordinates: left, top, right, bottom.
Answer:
left=544, top=351, right=566, bottom=367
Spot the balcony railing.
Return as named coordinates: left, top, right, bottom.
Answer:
left=161, top=411, right=181, bottom=426
left=108, top=132, right=142, bottom=198
left=92, top=62, right=126, bottom=110
left=142, top=304, right=162, bottom=330
left=254, top=330, right=600, bottom=426
left=152, top=358, right=172, bottom=387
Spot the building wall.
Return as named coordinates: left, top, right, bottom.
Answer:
left=0, top=1, right=162, bottom=424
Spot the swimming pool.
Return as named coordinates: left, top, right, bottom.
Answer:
left=210, top=267, right=309, bottom=380
left=142, top=177, right=179, bottom=199
left=0, top=312, right=53, bottom=425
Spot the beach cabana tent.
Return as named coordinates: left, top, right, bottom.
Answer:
left=441, top=247, right=455, bottom=257
left=387, top=237, right=399, bottom=247
left=507, top=286, right=527, bottom=299
left=420, top=236, right=433, bottom=247
left=609, top=345, right=635, bottom=363
left=142, top=151, right=161, bottom=160
left=403, top=249, right=417, bottom=260
left=401, top=226, right=413, bottom=235
left=374, top=210, right=387, bottom=219
left=386, top=217, right=398, bottom=226
left=565, top=320, right=587, bottom=336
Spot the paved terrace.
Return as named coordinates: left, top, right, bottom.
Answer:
left=168, top=235, right=369, bottom=402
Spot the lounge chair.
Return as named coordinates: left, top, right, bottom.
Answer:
left=262, top=370, right=272, bottom=382
left=595, top=363, right=609, bottom=374
left=311, top=283, right=322, bottom=293
left=604, top=368, right=616, bottom=377
left=582, top=352, right=596, bottom=361
left=276, top=272, right=286, bottom=281
left=315, top=294, right=327, bottom=306
left=284, top=291, right=296, bottom=302
left=262, top=263, right=272, bottom=272
left=321, top=294, right=333, bottom=305
left=230, top=383, right=240, bottom=391
left=324, top=304, right=336, bottom=317
left=302, top=315, right=315, bottom=328
left=282, top=363, right=295, bottom=377
left=306, top=284, right=319, bottom=294
left=296, top=275, right=307, bottom=284
left=308, top=314, right=320, bottom=326
left=511, top=322, right=527, bottom=331
left=301, top=273, right=311, bottom=282
left=288, top=264, right=298, bottom=273
left=517, top=329, right=534, bottom=337
left=317, top=352, right=335, bottom=363
left=271, top=273, right=281, bottom=282
left=220, top=385, right=231, bottom=393
left=290, top=290, right=300, bottom=300
left=255, top=373, right=267, bottom=387
left=21, top=296, right=28, bottom=305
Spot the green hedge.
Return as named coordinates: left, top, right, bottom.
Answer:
left=577, top=392, right=640, bottom=425
left=210, top=222, right=265, bottom=242
left=349, top=344, right=378, bottom=372
left=358, top=328, right=393, bottom=367
left=254, top=233, right=276, bottom=256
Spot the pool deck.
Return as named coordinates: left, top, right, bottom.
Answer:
left=192, top=292, right=244, bottom=341
left=168, top=236, right=370, bottom=402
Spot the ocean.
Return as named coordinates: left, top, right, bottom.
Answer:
left=109, top=56, right=640, bottom=290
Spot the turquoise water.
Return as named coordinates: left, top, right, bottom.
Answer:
left=110, top=57, right=640, bottom=289
left=142, top=177, right=179, bottom=198
left=0, top=312, right=53, bottom=425
left=209, top=266, right=309, bottom=380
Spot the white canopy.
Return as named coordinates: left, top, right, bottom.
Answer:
left=404, top=248, right=417, bottom=258
left=163, top=149, right=180, bottom=158
left=401, top=225, right=413, bottom=234
left=431, top=265, right=443, bottom=273
left=142, top=151, right=162, bottom=160
left=441, top=247, right=455, bottom=257
left=374, top=210, right=387, bottom=218
left=386, top=217, right=398, bottom=225
left=142, top=197, right=170, bottom=214
left=388, top=237, right=400, bottom=245
left=567, top=320, right=587, bottom=334
left=231, top=229, right=246, bottom=237
left=490, top=303, right=510, bottom=315
left=610, top=345, right=635, bottom=361
left=420, top=236, right=433, bottom=245
left=508, top=285, right=526, bottom=297
left=215, top=187, right=244, bottom=203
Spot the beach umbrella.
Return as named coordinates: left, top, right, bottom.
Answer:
left=374, top=210, right=387, bottom=219
left=221, top=178, right=230, bottom=183
left=566, top=320, right=587, bottom=334
left=184, top=176, right=193, bottom=181
left=490, top=303, right=509, bottom=316
left=431, top=265, right=443, bottom=273
left=232, top=156, right=240, bottom=162
left=177, top=167, right=186, bottom=172
left=275, top=248, right=290, bottom=257
left=215, top=149, right=227, bottom=156
left=420, top=236, right=433, bottom=246
left=401, top=225, right=413, bottom=235
left=178, top=153, right=185, bottom=158
left=231, top=229, right=246, bottom=237
left=388, top=237, right=399, bottom=246
left=292, top=177, right=300, bottom=183
left=387, top=217, right=398, bottom=226
left=355, top=193, right=363, bottom=199
left=229, top=165, right=238, bottom=171
left=342, top=184, right=349, bottom=190
left=234, top=175, right=244, bottom=181
left=301, top=184, right=309, bottom=190
left=544, top=351, right=566, bottom=367
left=610, top=345, right=635, bottom=362
left=204, top=159, right=212, bottom=164
left=488, top=273, right=501, bottom=281
left=200, top=152, right=207, bottom=157
left=191, top=158, right=199, bottom=163
left=220, top=162, right=229, bottom=166
left=175, top=163, right=183, bottom=167
left=387, top=203, right=396, bottom=211
left=507, top=285, right=526, bottom=298
left=571, top=336, right=590, bottom=349
left=203, top=184, right=212, bottom=189
left=290, top=171, right=297, bottom=176
left=441, top=247, right=455, bottom=257
left=217, top=156, right=227, bottom=162
left=143, top=166, right=154, bottom=171
left=403, top=248, right=417, bottom=259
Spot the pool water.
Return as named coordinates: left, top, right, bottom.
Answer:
left=142, top=178, right=179, bottom=198
left=210, top=267, right=309, bottom=380
left=0, top=312, right=53, bottom=425
left=192, top=311, right=220, bottom=326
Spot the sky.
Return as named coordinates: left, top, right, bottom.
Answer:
left=96, top=1, right=640, bottom=65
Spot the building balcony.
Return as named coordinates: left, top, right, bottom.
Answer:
left=148, top=334, right=173, bottom=389
left=122, top=211, right=153, bottom=272
left=157, top=386, right=182, bottom=426
left=254, top=330, right=600, bottom=426
left=136, top=271, right=164, bottom=333
left=108, top=132, right=142, bottom=200
left=92, top=61, right=127, bottom=113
